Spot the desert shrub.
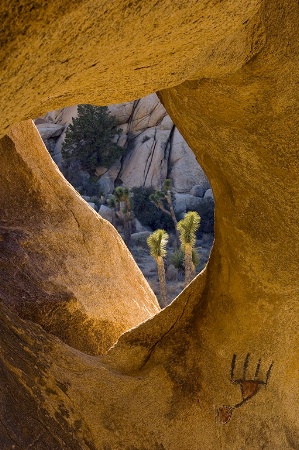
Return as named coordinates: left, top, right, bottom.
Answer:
left=189, top=197, right=214, bottom=235
left=170, top=248, right=200, bottom=273
left=83, top=180, right=103, bottom=197
left=131, top=186, right=174, bottom=231
left=170, top=249, right=185, bottom=274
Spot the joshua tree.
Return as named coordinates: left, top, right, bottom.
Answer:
left=113, top=186, right=134, bottom=245
left=149, top=179, right=179, bottom=246
left=107, top=196, right=117, bottom=227
left=147, top=229, right=169, bottom=308
left=177, top=211, right=201, bottom=286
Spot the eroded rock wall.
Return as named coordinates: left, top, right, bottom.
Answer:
left=0, top=0, right=262, bottom=135
left=0, top=121, right=159, bottom=355
left=0, top=0, right=299, bottom=449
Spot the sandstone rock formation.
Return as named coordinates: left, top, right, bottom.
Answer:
left=0, top=120, right=159, bottom=356
left=0, top=0, right=299, bottom=449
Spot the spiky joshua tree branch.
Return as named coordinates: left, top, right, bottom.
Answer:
left=149, top=179, right=179, bottom=246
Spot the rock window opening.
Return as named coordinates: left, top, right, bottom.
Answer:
left=35, top=93, right=214, bottom=307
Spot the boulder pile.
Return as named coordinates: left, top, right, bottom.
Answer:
left=36, top=94, right=210, bottom=196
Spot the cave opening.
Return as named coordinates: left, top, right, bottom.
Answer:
left=34, top=93, right=214, bottom=308
left=1, top=1, right=298, bottom=447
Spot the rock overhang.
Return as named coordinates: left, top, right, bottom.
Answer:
left=0, top=0, right=299, bottom=448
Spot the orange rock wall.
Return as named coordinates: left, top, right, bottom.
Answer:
left=0, top=0, right=298, bottom=448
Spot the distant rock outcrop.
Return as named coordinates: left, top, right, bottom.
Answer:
left=35, top=94, right=210, bottom=195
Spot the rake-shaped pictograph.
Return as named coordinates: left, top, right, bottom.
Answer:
left=217, top=353, right=274, bottom=424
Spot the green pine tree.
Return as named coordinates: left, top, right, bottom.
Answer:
left=62, top=104, right=123, bottom=174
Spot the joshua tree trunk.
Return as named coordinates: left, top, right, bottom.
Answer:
left=123, top=214, right=133, bottom=246
left=116, top=207, right=134, bottom=246
left=114, top=189, right=134, bottom=246
left=156, top=255, right=167, bottom=308
left=184, top=243, right=195, bottom=286
left=165, top=191, right=180, bottom=247
left=123, top=221, right=130, bottom=245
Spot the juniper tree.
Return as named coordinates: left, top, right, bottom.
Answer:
left=62, top=104, right=123, bottom=174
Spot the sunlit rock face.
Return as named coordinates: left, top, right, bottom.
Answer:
left=0, top=0, right=261, bottom=136
left=0, top=0, right=299, bottom=449
left=0, top=121, right=160, bottom=355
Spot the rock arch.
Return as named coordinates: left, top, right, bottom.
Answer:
left=0, top=0, right=299, bottom=448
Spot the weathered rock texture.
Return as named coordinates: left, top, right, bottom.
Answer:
left=0, top=0, right=262, bottom=135
left=0, top=121, right=159, bottom=355
left=37, top=94, right=209, bottom=194
left=0, top=0, right=299, bottom=449
left=114, top=94, right=209, bottom=192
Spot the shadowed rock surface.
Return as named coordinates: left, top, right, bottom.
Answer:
left=0, top=121, right=159, bottom=355
left=0, top=0, right=299, bottom=448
